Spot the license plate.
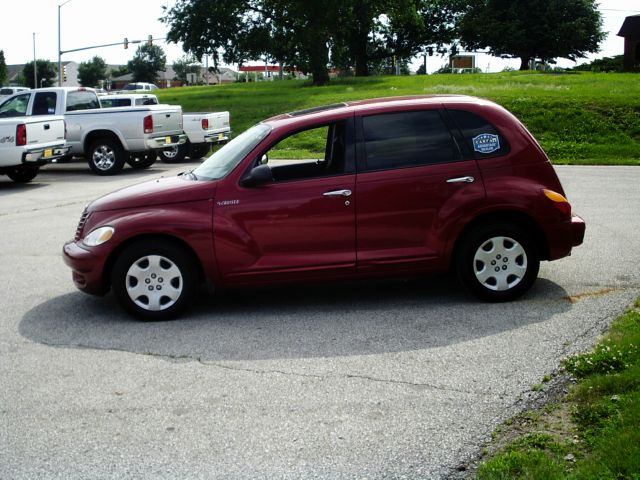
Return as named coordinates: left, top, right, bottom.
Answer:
left=165, top=136, right=172, bottom=144
left=218, top=133, right=224, bottom=140
left=43, top=148, right=53, bottom=158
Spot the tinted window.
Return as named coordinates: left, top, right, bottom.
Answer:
left=362, top=110, right=458, bottom=171
left=32, top=92, right=57, bottom=115
left=0, top=88, right=13, bottom=95
left=448, top=109, right=509, bottom=158
left=66, top=91, right=100, bottom=111
left=0, top=93, right=30, bottom=117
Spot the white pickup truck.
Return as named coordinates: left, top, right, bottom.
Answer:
left=0, top=87, right=187, bottom=175
left=100, top=93, right=231, bottom=162
left=0, top=116, right=69, bottom=182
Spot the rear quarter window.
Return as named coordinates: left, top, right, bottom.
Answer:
left=447, top=109, right=510, bottom=159
left=66, top=91, right=100, bottom=111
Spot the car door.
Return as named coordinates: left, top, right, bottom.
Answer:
left=214, top=118, right=357, bottom=286
left=355, top=108, right=485, bottom=274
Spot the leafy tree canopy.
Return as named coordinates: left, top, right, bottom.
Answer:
left=0, top=50, right=7, bottom=86
left=162, top=0, right=460, bottom=85
left=173, top=55, right=202, bottom=84
left=22, top=60, right=57, bottom=88
left=78, top=56, right=108, bottom=87
left=127, top=44, right=167, bottom=84
left=458, top=0, right=605, bottom=70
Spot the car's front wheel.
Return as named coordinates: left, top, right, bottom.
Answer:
left=456, top=223, right=539, bottom=302
left=112, top=239, right=197, bottom=320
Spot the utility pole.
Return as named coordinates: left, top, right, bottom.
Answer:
left=33, top=33, right=37, bottom=89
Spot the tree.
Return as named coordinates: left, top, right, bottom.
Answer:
left=173, top=55, right=201, bottom=84
left=0, top=50, right=7, bottom=86
left=458, top=0, right=605, bottom=70
left=22, top=60, right=57, bottom=88
left=162, top=0, right=461, bottom=85
left=127, top=44, right=167, bottom=84
left=78, top=56, right=108, bottom=87
left=110, top=65, right=129, bottom=78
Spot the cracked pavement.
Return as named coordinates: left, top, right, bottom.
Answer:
left=1, top=163, right=639, bottom=479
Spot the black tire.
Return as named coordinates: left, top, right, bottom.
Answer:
left=112, top=239, right=198, bottom=320
left=126, top=152, right=157, bottom=170
left=456, top=223, right=540, bottom=302
left=6, top=165, right=39, bottom=183
left=158, top=143, right=188, bottom=163
left=88, top=138, right=126, bottom=175
left=189, top=144, right=211, bottom=159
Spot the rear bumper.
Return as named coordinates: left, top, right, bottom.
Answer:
left=145, top=134, right=188, bottom=150
left=23, top=145, right=70, bottom=165
left=547, top=213, right=586, bottom=260
left=62, top=240, right=109, bottom=295
left=204, top=130, right=231, bottom=144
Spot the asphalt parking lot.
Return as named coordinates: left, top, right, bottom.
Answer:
left=1, top=162, right=639, bottom=479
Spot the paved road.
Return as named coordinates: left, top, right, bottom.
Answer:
left=1, top=163, right=639, bottom=479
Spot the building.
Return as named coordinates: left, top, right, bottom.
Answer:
left=238, top=64, right=307, bottom=81
left=618, top=15, right=640, bottom=71
left=5, top=61, right=78, bottom=87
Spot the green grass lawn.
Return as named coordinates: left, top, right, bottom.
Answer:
left=157, top=71, right=640, bottom=166
left=477, top=299, right=640, bottom=479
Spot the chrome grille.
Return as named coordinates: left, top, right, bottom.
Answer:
left=74, top=207, right=89, bottom=241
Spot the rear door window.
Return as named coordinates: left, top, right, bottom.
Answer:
left=447, top=109, right=510, bottom=158
left=32, top=92, right=57, bottom=115
left=361, top=110, right=460, bottom=171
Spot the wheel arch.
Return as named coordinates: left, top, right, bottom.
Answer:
left=450, top=210, right=550, bottom=270
left=84, top=130, right=125, bottom=154
left=102, top=233, right=206, bottom=293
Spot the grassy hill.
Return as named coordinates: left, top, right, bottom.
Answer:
left=157, top=72, right=640, bottom=165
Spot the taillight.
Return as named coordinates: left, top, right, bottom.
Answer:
left=543, top=189, right=572, bottom=216
left=201, top=118, right=209, bottom=130
left=143, top=115, right=153, bottom=134
left=16, top=124, right=27, bottom=146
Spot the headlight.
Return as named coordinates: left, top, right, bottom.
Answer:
left=82, top=226, right=115, bottom=247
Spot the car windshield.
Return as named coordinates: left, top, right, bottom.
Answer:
left=193, top=124, right=272, bottom=180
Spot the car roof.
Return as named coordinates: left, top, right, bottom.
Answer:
left=263, top=95, right=499, bottom=128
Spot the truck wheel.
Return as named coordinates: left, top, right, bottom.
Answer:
left=159, top=143, right=188, bottom=163
left=88, top=138, right=126, bottom=175
left=126, top=152, right=157, bottom=170
left=190, top=144, right=211, bottom=159
left=112, top=239, right=197, bottom=320
left=456, top=223, right=539, bottom=302
left=7, top=165, right=39, bottom=183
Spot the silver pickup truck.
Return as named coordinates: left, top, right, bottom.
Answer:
left=100, top=93, right=231, bottom=162
left=0, top=115, right=69, bottom=182
left=0, top=87, right=186, bottom=175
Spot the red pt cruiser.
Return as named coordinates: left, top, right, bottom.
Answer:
left=63, top=96, right=585, bottom=319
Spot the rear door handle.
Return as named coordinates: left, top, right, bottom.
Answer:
left=323, top=189, right=352, bottom=197
left=446, top=176, right=475, bottom=184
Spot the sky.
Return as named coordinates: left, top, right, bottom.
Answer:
left=0, top=0, right=639, bottom=74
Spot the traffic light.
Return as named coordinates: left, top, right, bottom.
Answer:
left=124, top=37, right=129, bottom=49
left=62, top=65, right=67, bottom=82
left=147, top=35, right=153, bottom=46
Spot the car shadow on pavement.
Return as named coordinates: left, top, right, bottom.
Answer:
left=20, top=276, right=571, bottom=362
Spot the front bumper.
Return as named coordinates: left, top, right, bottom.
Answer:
left=23, top=145, right=70, bottom=165
left=145, top=133, right=188, bottom=150
left=62, top=240, right=109, bottom=295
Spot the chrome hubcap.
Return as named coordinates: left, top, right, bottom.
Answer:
left=473, top=236, right=527, bottom=291
left=163, top=146, right=179, bottom=158
left=125, top=255, right=183, bottom=311
left=93, top=145, right=115, bottom=170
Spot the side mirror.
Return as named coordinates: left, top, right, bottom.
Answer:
left=241, top=164, right=274, bottom=187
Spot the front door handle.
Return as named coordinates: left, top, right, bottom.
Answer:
left=323, top=189, right=352, bottom=197
left=446, top=176, right=475, bottom=184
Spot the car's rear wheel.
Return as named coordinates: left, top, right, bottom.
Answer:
left=126, top=152, right=157, bottom=169
left=88, top=138, right=126, bottom=175
left=112, top=239, right=197, bottom=320
left=456, top=223, right=539, bottom=301
left=6, top=164, right=39, bottom=183
left=189, top=144, right=211, bottom=159
left=158, top=143, right=188, bottom=163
